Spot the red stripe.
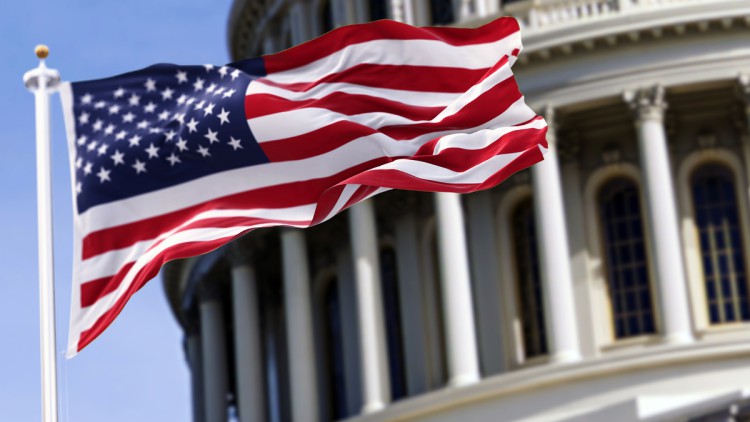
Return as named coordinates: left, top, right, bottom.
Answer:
left=80, top=262, right=135, bottom=308
left=345, top=145, right=545, bottom=194
left=263, top=18, right=519, bottom=74
left=246, top=90, right=445, bottom=121
left=77, top=237, right=241, bottom=352
left=380, top=75, right=522, bottom=141
left=82, top=158, right=394, bottom=259
left=257, top=64, right=488, bottom=94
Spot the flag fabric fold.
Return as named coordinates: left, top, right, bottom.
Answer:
left=60, top=17, right=547, bottom=357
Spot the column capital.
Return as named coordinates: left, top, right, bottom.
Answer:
left=736, top=74, right=750, bottom=124
left=624, top=85, right=667, bottom=123
left=541, top=104, right=558, bottom=147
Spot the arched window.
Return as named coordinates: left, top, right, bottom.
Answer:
left=429, top=0, right=454, bottom=25
left=598, top=178, right=656, bottom=339
left=321, top=277, right=347, bottom=419
left=691, top=164, right=750, bottom=324
left=380, top=246, right=407, bottom=400
left=511, top=198, right=547, bottom=358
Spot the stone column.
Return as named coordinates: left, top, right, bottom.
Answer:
left=228, top=243, right=265, bottom=422
left=198, top=283, right=229, bottom=422
left=434, top=192, right=481, bottom=386
left=348, top=201, right=391, bottom=413
left=625, top=85, right=694, bottom=344
left=281, top=228, right=319, bottom=422
left=530, top=107, right=583, bottom=363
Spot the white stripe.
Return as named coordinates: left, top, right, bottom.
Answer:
left=265, top=34, right=521, bottom=85
left=78, top=204, right=316, bottom=281
left=77, top=136, right=391, bottom=233
left=431, top=60, right=513, bottom=121
left=324, top=184, right=360, bottom=222
left=432, top=118, right=547, bottom=154
left=372, top=150, right=528, bottom=185
left=247, top=80, right=458, bottom=108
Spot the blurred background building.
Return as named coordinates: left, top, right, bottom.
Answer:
left=163, top=0, right=750, bottom=420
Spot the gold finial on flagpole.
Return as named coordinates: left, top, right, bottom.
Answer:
left=35, top=45, right=49, bottom=59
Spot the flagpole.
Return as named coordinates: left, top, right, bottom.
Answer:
left=24, top=45, right=61, bottom=422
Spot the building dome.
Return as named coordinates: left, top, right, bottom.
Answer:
left=164, top=0, right=750, bottom=420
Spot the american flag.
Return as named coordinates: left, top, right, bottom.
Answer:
left=60, top=17, right=547, bottom=356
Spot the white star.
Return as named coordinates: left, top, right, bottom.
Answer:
left=158, top=111, right=170, bottom=121
left=115, top=130, right=128, bottom=141
left=177, top=94, right=187, bottom=105
left=81, top=93, right=93, bottom=104
left=173, top=112, right=185, bottom=124
left=197, top=145, right=211, bottom=157
left=97, top=167, right=111, bottom=183
left=145, top=143, right=160, bottom=159
left=218, top=67, right=228, bottom=78
left=113, top=87, right=126, bottom=98
left=77, top=135, right=87, bottom=146
left=87, top=141, right=98, bottom=151
left=165, top=130, right=177, bottom=142
left=128, top=94, right=141, bottom=106
left=161, top=87, right=174, bottom=100
left=93, top=120, right=103, bottom=132
left=222, top=88, right=236, bottom=98
left=145, top=78, right=157, bottom=92
left=76, top=157, right=83, bottom=169
left=78, top=112, right=90, bottom=125
left=206, top=83, right=216, bottom=93
left=94, top=100, right=107, bottom=109
left=111, top=150, right=125, bottom=165
left=228, top=136, right=243, bottom=150
left=217, top=108, right=230, bottom=125
left=230, top=69, right=240, bottom=80
left=76, top=182, right=82, bottom=195
left=104, top=124, right=115, bottom=135
left=194, top=100, right=205, bottom=111
left=176, top=70, right=188, bottom=84
left=166, top=153, right=181, bottom=166
left=136, top=120, right=149, bottom=130
left=132, top=159, right=147, bottom=174
left=108, top=104, right=121, bottom=115
left=148, top=127, right=163, bottom=134
left=203, top=64, right=215, bottom=72
left=122, top=112, right=136, bottom=123
left=193, top=77, right=205, bottom=91
left=204, top=128, right=219, bottom=144
left=129, top=134, right=142, bottom=147
left=144, top=102, right=157, bottom=113
left=83, top=162, right=93, bottom=175
left=213, top=87, right=225, bottom=96
left=176, top=138, right=189, bottom=151
left=97, top=144, right=109, bottom=156
left=186, top=118, right=199, bottom=133
left=203, top=103, right=215, bottom=116
left=185, top=97, right=196, bottom=106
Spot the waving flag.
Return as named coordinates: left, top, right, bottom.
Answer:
left=60, top=17, right=547, bottom=356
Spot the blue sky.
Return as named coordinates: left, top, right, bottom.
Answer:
left=0, top=1, right=234, bottom=420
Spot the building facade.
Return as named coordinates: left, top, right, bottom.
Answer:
left=163, top=0, right=750, bottom=420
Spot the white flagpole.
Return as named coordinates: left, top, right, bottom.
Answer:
left=24, top=45, right=61, bottom=422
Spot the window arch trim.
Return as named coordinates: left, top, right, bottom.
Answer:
left=677, top=149, right=750, bottom=332
left=583, top=163, right=662, bottom=349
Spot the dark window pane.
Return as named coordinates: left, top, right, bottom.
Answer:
left=598, top=178, right=656, bottom=339
left=512, top=198, right=547, bottom=358
left=692, top=164, right=750, bottom=324
left=430, top=0, right=454, bottom=25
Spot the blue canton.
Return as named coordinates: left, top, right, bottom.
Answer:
left=71, top=59, right=269, bottom=213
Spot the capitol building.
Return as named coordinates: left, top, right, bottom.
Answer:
left=163, top=0, right=750, bottom=420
